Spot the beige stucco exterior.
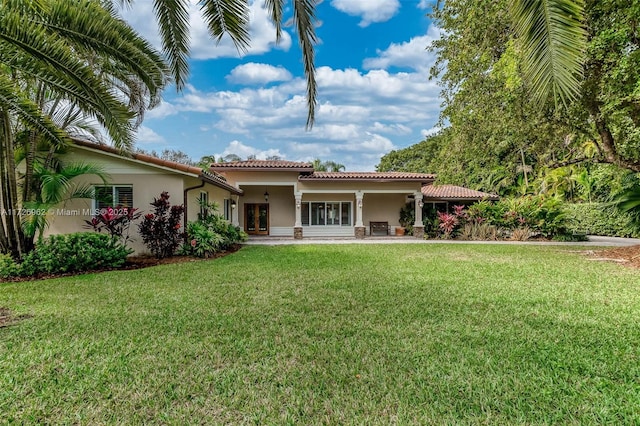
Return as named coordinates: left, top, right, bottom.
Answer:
left=44, top=145, right=240, bottom=254
left=213, top=168, right=426, bottom=238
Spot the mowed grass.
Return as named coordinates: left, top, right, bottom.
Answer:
left=1, top=244, right=640, bottom=424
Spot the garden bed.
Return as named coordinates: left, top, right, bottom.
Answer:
left=0, top=245, right=242, bottom=283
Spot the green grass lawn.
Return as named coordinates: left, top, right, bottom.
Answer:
left=1, top=244, right=640, bottom=424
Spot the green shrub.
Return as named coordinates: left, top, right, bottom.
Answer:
left=563, top=203, right=640, bottom=237
left=180, top=199, right=247, bottom=258
left=19, top=233, right=131, bottom=276
left=0, top=253, right=21, bottom=279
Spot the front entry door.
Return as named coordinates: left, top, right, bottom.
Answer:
left=245, top=204, right=269, bottom=235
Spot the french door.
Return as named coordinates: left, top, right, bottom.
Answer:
left=245, top=204, right=269, bottom=235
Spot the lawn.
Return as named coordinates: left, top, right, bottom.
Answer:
left=1, top=244, right=639, bottom=424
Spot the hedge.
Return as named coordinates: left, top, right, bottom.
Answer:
left=563, top=203, right=640, bottom=238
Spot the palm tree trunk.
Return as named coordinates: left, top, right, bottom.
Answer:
left=0, top=109, right=26, bottom=257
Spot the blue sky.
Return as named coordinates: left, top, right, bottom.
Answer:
left=120, top=0, right=442, bottom=171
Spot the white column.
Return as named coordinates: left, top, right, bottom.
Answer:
left=294, top=192, right=303, bottom=227
left=414, top=192, right=424, bottom=227
left=355, top=191, right=364, bottom=227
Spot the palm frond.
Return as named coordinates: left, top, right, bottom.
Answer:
left=511, top=0, right=587, bottom=108
left=0, top=74, right=69, bottom=149
left=292, top=0, right=318, bottom=128
left=200, top=0, right=251, bottom=53
left=264, top=0, right=285, bottom=42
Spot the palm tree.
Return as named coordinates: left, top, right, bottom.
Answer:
left=0, top=0, right=168, bottom=257
left=112, top=0, right=318, bottom=128
left=22, top=162, right=109, bottom=243
left=511, top=0, right=587, bottom=107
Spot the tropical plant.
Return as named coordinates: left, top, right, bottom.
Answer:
left=616, top=185, right=640, bottom=228
left=138, top=192, right=184, bottom=259
left=180, top=198, right=247, bottom=258
left=113, top=0, right=318, bottom=127
left=85, top=205, right=141, bottom=248
left=0, top=0, right=168, bottom=258
left=437, top=212, right=459, bottom=238
left=21, top=162, right=109, bottom=245
left=510, top=0, right=586, bottom=107
left=312, top=159, right=346, bottom=172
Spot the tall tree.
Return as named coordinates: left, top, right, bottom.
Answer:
left=430, top=0, right=640, bottom=182
left=0, top=0, right=168, bottom=257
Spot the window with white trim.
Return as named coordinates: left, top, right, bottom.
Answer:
left=301, top=202, right=352, bottom=226
left=93, top=185, right=133, bottom=210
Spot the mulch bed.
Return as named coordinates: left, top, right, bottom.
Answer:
left=589, top=244, right=640, bottom=269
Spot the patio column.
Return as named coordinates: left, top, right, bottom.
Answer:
left=413, top=191, right=425, bottom=239
left=354, top=191, right=365, bottom=238
left=294, top=192, right=303, bottom=239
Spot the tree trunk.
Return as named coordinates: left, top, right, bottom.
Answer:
left=0, top=109, right=26, bottom=257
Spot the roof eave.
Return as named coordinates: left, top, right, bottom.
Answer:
left=211, top=167, right=313, bottom=172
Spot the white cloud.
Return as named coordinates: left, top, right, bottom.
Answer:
left=119, top=0, right=291, bottom=60
left=363, top=26, right=442, bottom=72
left=417, top=0, right=431, bottom=10
left=330, top=0, right=400, bottom=27
left=370, top=122, right=412, bottom=135
left=218, top=140, right=283, bottom=159
left=227, top=63, right=293, bottom=85
left=421, top=126, right=442, bottom=138
left=135, top=126, right=166, bottom=144
left=146, top=101, right=178, bottom=120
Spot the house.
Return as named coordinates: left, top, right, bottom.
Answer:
left=46, top=141, right=498, bottom=253
left=46, top=140, right=242, bottom=254
left=421, top=185, right=499, bottom=213
left=209, top=160, right=437, bottom=239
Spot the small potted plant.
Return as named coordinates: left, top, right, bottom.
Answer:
left=398, top=202, right=414, bottom=235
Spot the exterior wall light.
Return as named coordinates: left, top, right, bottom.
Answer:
left=264, top=190, right=269, bottom=202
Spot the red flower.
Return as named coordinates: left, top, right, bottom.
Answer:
left=174, top=223, right=181, bottom=229
left=145, top=213, right=154, bottom=220
left=191, top=239, right=197, bottom=247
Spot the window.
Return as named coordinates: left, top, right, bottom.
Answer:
left=93, top=185, right=133, bottom=210
left=199, top=191, right=209, bottom=218
left=301, top=202, right=352, bottom=226
left=223, top=199, right=232, bottom=221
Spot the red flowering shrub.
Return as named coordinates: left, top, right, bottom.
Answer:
left=84, top=205, right=140, bottom=248
left=138, top=192, right=184, bottom=258
left=437, top=211, right=459, bottom=238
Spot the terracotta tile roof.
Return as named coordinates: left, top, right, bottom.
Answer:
left=422, top=185, right=499, bottom=201
left=299, top=171, right=436, bottom=182
left=72, top=139, right=242, bottom=195
left=210, top=160, right=313, bottom=171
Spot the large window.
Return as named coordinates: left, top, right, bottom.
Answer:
left=301, top=202, right=352, bottom=226
left=93, top=185, right=133, bottom=210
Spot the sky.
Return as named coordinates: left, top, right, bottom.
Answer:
left=120, top=0, right=442, bottom=171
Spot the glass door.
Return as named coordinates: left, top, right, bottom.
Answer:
left=245, top=204, right=269, bottom=235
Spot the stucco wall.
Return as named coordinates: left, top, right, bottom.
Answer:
left=238, top=185, right=295, bottom=229
left=44, top=148, right=236, bottom=254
